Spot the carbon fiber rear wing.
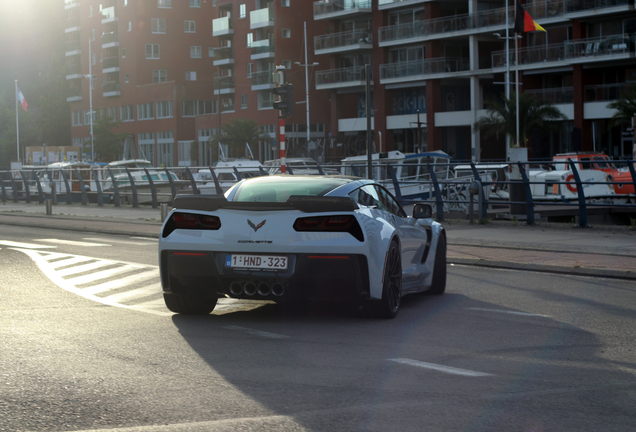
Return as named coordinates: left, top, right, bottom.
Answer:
left=172, top=194, right=359, bottom=213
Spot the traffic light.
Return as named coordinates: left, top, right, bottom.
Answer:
left=273, top=84, right=294, bottom=117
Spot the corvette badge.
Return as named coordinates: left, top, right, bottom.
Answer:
left=247, top=219, right=266, bottom=232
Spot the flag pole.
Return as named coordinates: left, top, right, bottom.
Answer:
left=505, top=0, right=511, bottom=159
left=15, top=80, right=20, bottom=162
left=515, top=3, right=520, bottom=148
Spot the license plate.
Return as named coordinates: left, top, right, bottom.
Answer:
left=225, top=254, right=288, bottom=270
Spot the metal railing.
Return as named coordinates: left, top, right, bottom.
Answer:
left=315, top=29, right=372, bottom=51
left=316, top=66, right=370, bottom=86
left=380, top=57, right=470, bottom=81
left=313, top=0, right=372, bottom=18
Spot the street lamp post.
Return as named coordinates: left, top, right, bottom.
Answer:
left=295, top=22, right=319, bottom=159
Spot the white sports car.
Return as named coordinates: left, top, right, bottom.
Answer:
left=159, top=175, right=446, bottom=318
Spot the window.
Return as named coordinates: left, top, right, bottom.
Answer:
left=283, top=59, right=292, bottom=70
left=125, top=73, right=129, bottom=83
left=239, top=4, right=246, bottom=18
left=247, top=33, right=253, bottom=47
left=208, top=47, right=215, bottom=57
left=108, top=106, right=117, bottom=120
left=124, top=0, right=128, bottom=6
left=190, top=46, right=202, bottom=58
left=281, top=0, right=290, bottom=6
left=151, top=18, right=166, bottom=34
left=121, top=105, right=134, bottom=121
left=89, top=5, right=93, bottom=17
left=184, top=20, right=196, bottom=33
left=99, top=52, right=103, bottom=62
left=153, top=69, right=167, bottom=83
left=185, top=71, right=197, bottom=81
left=84, top=110, right=95, bottom=125
left=246, top=63, right=253, bottom=77
left=122, top=48, right=126, bottom=57
left=72, top=111, right=83, bottom=126
left=182, top=100, right=215, bottom=116
left=282, top=29, right=291, bottom=38
left=91, top=29, right=95, bottom=40
left=241, top=94, right=247, bottom=109
left=156, top=101, right=173, bottom=118
left=137, top=103, right=155, bottom=120
left=145, top=44, right=160, bottom=59
left=190, top=0, right=201, bottom=6
left=91, top=53, right=96, bottom=65
left=128, top=21, right=132, bottom=31
left=158, top=0, right=172, bottom=8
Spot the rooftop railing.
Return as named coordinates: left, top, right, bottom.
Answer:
left=313, top=0, right=372, bottom=18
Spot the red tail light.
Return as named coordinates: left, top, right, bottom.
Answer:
left=163, top=212, right=221, bottom=237
left=293, top=215, right=363, bottom=241
left=172, top=213, right=199, bottom=228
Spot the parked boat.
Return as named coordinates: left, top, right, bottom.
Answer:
left=263, top=158, right=340, bottom=175
left=552, top=152, right=634, bottom=195
left=102, top=159, right=187, bottom=204
left=192, top=158, right=268, bottom=194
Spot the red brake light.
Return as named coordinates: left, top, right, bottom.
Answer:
left=170, top=212, right=221, bottom=230
left=294, top=215, right=361, bottom=241
left=294, top=216, right=323, bottom=231
left=172, top=213, right=199, bottom=228
left=199, top=215, right=221, bottom=229
left=322, top=215, right=353, bottom=231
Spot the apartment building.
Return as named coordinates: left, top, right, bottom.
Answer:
left=64, top=0, right=330, bottom=166
left=313, top=0, right=636, bottom=161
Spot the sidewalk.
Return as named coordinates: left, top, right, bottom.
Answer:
left=1, top=201, right=634, bottom=280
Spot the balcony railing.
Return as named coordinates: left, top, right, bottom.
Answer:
left=65, top=40, right=81, bottom=52
left=67, top=87, right=82, bottom=98
left=315, top=29, right=372, bottom=53
left=65, top=63, right=82, bottom=75
left=259, top=99, right=275, bottom=109
left=316, top=66, right=370, bottom=87
left=526, top=87, right=574, bottom=104
left=215, top=76, right=235, bottom=91
left=102, top=32, right=119, bottom=44
left=380, top=57, right=470, bottom=81
left=250, top=7, right=274, bottom=28
left=65, top=15, right=80, bottom=29
left=213, top=16, right=233, bottom=36
left=101, top=6, right=117, bottom=22
left=249, top=37, right=274, bottom=55
left=211, top=46, right=234, bottom=61
left=252, top=70, right=274, bottom=86
left=491, top=34, right=633, bottom=68
left=102, top=57, right=120, bottom=69
left=313, top=0, right=372, bottom=19
left=584, top=82, right=636, bottom=102
left=378, top=0, right=424, bottom=6
left=102, top=82, right=120, bottom=93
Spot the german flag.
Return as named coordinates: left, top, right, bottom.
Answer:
left=514, top=0, right=546, bottom=33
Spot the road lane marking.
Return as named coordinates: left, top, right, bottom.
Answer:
left=48, top=256, right=96, bottom=269
left=388, top=358, right=493, bottom=377
left=83, top=270, right=160, bottom=295
left=56, top=260, right=116, bottom=276
left=0, top=240, right=55, bottom=249
left=34, top=238, right=110, bottom=247
left=101, top=283, right=162, bottom=303
left=65, top=264, right=143, bottom=286
left=466, top=307, right=549, bottom=317
left=223, top=325, right=289, bottom=339
left=83, top=237, right=157, bottom=246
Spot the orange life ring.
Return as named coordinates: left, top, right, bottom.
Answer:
left=565, top=174, right=577, bottom=193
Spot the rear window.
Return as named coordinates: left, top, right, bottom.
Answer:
left=232, top=176, right=349, bottom=202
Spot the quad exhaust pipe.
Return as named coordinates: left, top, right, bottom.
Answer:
left=227, top=281, right=286, bottom=297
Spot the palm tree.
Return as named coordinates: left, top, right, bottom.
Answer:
left=208, top=118, right=271, bottom=160
left=473, top=91, right=567, bottom=147
left=607, top=83, right=636, bottom=129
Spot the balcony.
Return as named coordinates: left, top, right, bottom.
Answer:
left=315, top=29, right=372, bottom=55
left=251, top=70, right=275, bottom=91
left=250, top=7, right=274, bottom=29
left=213, top=16, right=233, bottom=37
left=584, top=82, right=635, bottom=102
left=102, top=57, right=120, bottom=73
left=101, top=6, right=118, bottom=23
left=102, top=32, right=119, bottom=49
left=64, top=0, right=80, bottom=9
left=316, top=66, right=371, bottom=90
left=65, top=40, right=81, bottom=56
left=379, top=57, right=470, bottom=84
left=378, top=0, right=425, bottom=10
left=490, top=34, right=634, bottom=71
left=249, top=37, right=274, bottom=60
left=526, top=87, right=574, bottom=105
left=65, top=63, right=82, bottom=79
left=313, top=0, right=372, bottom=20
left=64, top=15, right=81, bottom=32
left=259, top=98, right=275, bottom=110
left=66, top=86, right=82, bottom=102
left=211, top=46, right=234, bottom=66
left=103, top=81, right=121, bottom=97
left=214, top=76, right=235, bottom=95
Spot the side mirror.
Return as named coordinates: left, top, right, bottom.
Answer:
left=413, top=203, right=432, bottom=219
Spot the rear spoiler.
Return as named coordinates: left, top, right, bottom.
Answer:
left=172, top=194, right=358, bottom=213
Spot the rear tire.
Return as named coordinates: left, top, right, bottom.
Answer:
left=427, top=233, right=446, bottom=295
left=367, top=240, right=402, bottom=319
left=163, top=292, right=218, bottom=315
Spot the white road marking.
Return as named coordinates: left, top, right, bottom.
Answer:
left=49, top=256, right=95, bottom=269
left=34, top=238, right=110, bottom=247
left=64, top=264, right=142, bottom=286
left=130, top=236, right=158, bottom=242
left=56, top=260, right=116, bottom=277
left=83, top=237, right=157, bottom=246
left=223, top=325, right=289, bottom=339
left=389, top=358, right=493, bottom=377
left=101, top=283, right=162, bottom=303
left=0, top=240, right=55, bottom=249
left=83, top=270, right=160, bottom=295
left=466, top=307, right=549, bottom=317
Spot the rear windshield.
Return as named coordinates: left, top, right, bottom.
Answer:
left=232, top=176, right=349, bottom=202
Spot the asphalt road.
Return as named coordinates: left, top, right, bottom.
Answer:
left=0, top=225, right=635, bottom=432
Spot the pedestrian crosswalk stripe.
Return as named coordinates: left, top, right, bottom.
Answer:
left=102, top=283, right=162, bottom=303
left=49, top=256, right=95, bottom=269
left=0, top=240, right=56, bottom=249
left=83, top=270, right=159, bottom=295
left=65, top=264, right=142, bottom=286
left=83, top=237, right=157, bottom=246
left=56, top=259, right=116, bottom=277
left=34, top=238, right=110, bottom=247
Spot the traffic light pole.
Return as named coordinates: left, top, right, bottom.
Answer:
left=279, top=116, right=286, bottom=173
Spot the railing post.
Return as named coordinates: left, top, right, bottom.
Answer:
left=517, top=162, right=535, bottom=226
left=628, top=158, right=636, bottom=202
left=143, top=168, right=158, bottom=208
left=19, top=171, right=31, bottom=204
left=568, top=159, right=587, bottom=228
left=316, top=163, right=325, bottom=175
left=10, top=174, right=18, bottom=203
left=470, top=162, right=489, bottom=221
left=108, top=168, right=120, bottom=207
left=186, top=167, right=199, bottom=195
left=35, top=172, right=44, bottom=204
left=208, top=166, right=224, bottom=195
left=0, top=175, right=7, bottom=203
left=428, top=164, right=444, bottom=222
left=125, top=167, right=138, bottom=207
left=164, top=168, right=177, bottom=201
left=92, top=168, right=104, bottom=206
left=59, top=169, right=72, bottom=204
left=75, top=168, right=88, bottom=206
left=386, top=164, right=402, bottom=202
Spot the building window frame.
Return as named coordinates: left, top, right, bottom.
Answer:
left=145, top=44, right=160, bottom=59
left=151, top=18, right=166, bottom=34
left=190, top=46, right=202, bottom=58
left=153, top=69, right=167, bottom=83
left=184, top=20, right=196, bottom=33
left=158, top=0, right=172, bottom=8
left=282, top=28, right=291, bottom=38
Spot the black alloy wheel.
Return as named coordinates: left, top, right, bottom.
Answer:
left=368, top=240, right=402, bottom=319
